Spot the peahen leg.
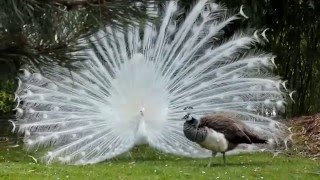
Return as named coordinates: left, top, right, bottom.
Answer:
left=207, top=151, right=217, bottom=167
left=222, top=152, right=226, bottom=165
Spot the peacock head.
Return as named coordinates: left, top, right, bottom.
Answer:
left=140, top=107, right=145, bottom=116
left=182, top=106, right=194, bottom=121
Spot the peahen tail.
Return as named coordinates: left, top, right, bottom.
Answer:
left=244, top=130, right=269, bottom=144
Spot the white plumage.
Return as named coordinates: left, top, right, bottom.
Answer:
left=14, top=0, right=291, bottom=165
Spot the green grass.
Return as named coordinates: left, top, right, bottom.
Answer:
left=0, top=145, right=319, bottom=180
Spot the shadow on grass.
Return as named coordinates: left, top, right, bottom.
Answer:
left=205, top=161, right=271, bottom=168
left=1, top=145, right=273, bottom=168
left=108, top=151, right=271, bottom=168
left=109, top=155, right=192, bottom=163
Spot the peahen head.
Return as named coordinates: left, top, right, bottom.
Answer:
left=182, top=106, right=194, bottom=121
left=182, top=113, right=192, bottom=121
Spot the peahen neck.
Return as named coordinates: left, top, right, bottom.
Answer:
left=183, top=117, right=207, bottom=143
left=187, top=117, right=198, bottom=126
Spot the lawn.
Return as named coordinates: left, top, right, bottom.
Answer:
left=0, top=145, right=319, bottom=180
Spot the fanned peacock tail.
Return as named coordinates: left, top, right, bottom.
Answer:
left=13, top=0, right=292, bottom=165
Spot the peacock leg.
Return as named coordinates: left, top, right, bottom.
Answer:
left=207, top=151, right=217, bottom=167
left=128, top=152, right=134, bottom=161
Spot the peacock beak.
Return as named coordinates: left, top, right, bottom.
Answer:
left=140, top=107, right=145, bottom=116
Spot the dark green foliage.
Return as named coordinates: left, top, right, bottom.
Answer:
left=215, top=0, right=320, bottom=117
left=0, top=80, right=14, bottom=114
left=0, top=0, right=162, bottom=72
left=0, top=79, right=15, bottom=140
